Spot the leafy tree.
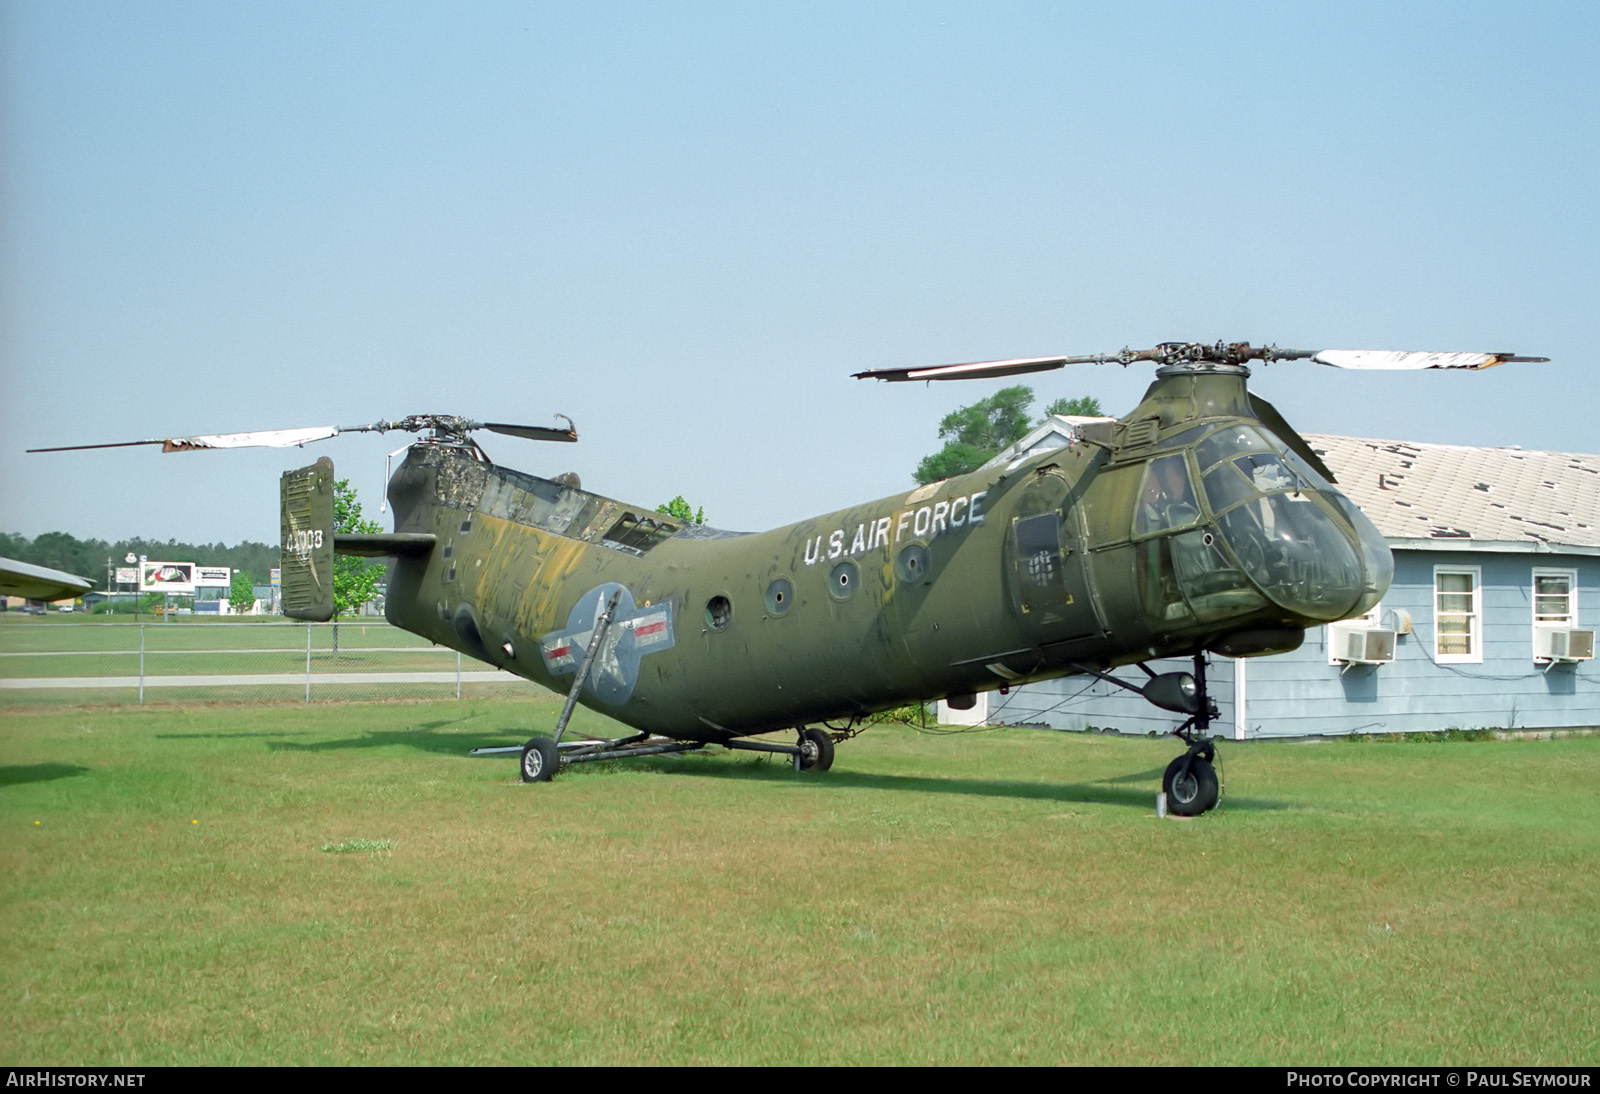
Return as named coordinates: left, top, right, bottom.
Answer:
left=1044, top=395, right=1105, bottom=418
left=331, top=480, right=382, bottom=653
left=914, top=385, right=1036, bottom=484
left=655, top=496, right=706, bottom=524
left=914, top=386, right=1107, bottom=484
left=333, top=479, right=382, bottom=616
left=229, top=570, right=257, bottom=615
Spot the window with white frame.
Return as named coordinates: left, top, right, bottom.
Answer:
left=1434, top=567, right=1482, bottom=663
left=1533, top=569, right=1576, bottom=626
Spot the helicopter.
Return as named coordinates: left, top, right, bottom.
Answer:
left=29, top=340, right=1545, bottom=815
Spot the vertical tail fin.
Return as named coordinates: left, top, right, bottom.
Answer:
left=280, top=457, right=335, bottom=622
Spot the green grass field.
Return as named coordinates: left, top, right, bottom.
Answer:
left=3, top=696, right=1597, bottom=1065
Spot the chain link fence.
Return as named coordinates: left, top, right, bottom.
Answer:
left=0, top=619, right=539, bottom=707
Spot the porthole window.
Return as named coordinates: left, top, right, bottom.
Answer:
left=828, top=559, right=859, bottom=600
left=765, top=578, right=793, bottom=616
left=706, top=594, right=732, bottom=631
left=895, top=544, right=931, bottom=585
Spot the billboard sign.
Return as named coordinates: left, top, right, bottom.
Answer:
left=142, top=561, right=195, bottom=594
left=195, top=566, right=232, bottom=588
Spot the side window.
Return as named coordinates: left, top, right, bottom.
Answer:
left=1134, top=454, right=1201, bottom=537
left=1532, top=569, right=1579, bottom=660
left=1533, top=570, right=1575, bottom=626
left=1435, top=567, right=1482, bottom=664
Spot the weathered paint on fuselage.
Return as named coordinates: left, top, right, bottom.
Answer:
left=383, top=441, right=1096, bottom=739
left=376, top=369, right=1387, bottom=741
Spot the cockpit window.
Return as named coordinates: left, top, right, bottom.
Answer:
left=1263, top=434, right=1334, bottom=491
left=1194, top=423, right=1332, bottom=494
left=1216, top=493, right=1366, bottom=619
left=1201, top=461, right=1254, bottom=515
left=1159, top=424, right=1211, bottom=448
left=1195, top=425, right=1271, bottom=472
left=1202, top=451, right=1301, bottom=520
left=1134, top=454, right=1202, bottom=537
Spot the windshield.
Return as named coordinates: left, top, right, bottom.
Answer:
left=1196, top=429, right=1382, bottom=621
left=1132, top=424, right=1391, bottom=625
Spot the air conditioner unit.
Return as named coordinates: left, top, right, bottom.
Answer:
left=1329, top=622, right=1397, bottom=665
left=1534, top=626, right=1596, bottom=662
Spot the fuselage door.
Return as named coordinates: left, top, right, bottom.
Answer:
left=1007, top=467, right=1101, bottom=642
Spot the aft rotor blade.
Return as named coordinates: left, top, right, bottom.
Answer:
left=855, top=355, right=1086, bottom=383
left=28, top=425, right=344, bottom=454
left=1309, top=350, right=1549, bottom=371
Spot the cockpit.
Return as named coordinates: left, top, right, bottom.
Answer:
left=1132, top=423, right=1392, bottom=626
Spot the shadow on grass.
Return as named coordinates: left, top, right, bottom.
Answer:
left=623, top=754, right=1294, bottom=813
left=0, top=762, right=91, bottom=787
left=159, top=730, right=322, bottom=741
left=161, top=717, right=484, bottom=748
left=237, top=723, right=1296, bottom=812
left=267, top=727, right=517, bottom=758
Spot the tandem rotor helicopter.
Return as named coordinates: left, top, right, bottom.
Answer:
left=32, top=340, right=1545, bottom=815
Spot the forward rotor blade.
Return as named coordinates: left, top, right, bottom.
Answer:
left=480, top=418, right=578, bottom=443
left=28, top=426, right=344, bottom=454
left=1309, top=350, right=1548, bottom=371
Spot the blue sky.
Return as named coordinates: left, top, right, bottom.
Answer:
left=3, top=1, right=1595, bottom=546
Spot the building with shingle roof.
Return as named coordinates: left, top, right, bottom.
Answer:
left=1306, top=435, right=1600, bottom=554
left=972, top=425, right=1599, bottom=738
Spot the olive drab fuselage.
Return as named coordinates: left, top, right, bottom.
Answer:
left=380, top=367, right=1392, bottom=742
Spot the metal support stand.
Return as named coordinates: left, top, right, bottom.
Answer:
left=724, top=738, right=805, bottom=759
left=552, top=589, right=621, bottom=745
left=1175, top=651, right=1219, bottom=745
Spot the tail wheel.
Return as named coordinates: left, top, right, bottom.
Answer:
left=520, top=736, right=560, bottom=783
left=794, top=727, right=835, bottom=772
left=1162, top=754, right=1219, bottom=816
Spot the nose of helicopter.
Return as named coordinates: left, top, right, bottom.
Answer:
left=1215, top=487, right=1392, bottom=624
left=1329, top=491, right=1394, bottom=618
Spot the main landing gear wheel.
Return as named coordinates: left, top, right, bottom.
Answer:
left=520, top=736, right=560, bottom=783
left=794, top=727, right=834, bottom=772
left=1163, top=754, right=1219, bottom=816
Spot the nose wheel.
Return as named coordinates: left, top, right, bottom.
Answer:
left=1164, top=650, right=1221, bottom=815
left=1162, top=747, right=1219, bottom=816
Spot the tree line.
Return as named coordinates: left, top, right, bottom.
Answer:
left=0, top=531, right=280, bottom=592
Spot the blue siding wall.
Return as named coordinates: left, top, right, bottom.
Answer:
left=999, top=550, right=1598, bottom=738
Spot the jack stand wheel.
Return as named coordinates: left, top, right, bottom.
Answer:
left=520, top=736, right=560, bottom=783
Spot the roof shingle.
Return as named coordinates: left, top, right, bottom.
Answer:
left=1307, top=435, right=1600, bottom=552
